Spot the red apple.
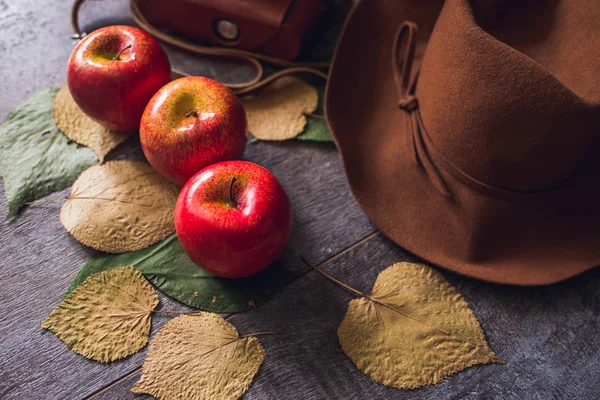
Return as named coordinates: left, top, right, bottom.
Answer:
left=140, top=76, right=247, bottom=185
left=67, top=25, right=171, bottom=131
left=174, top=161, right=292, bottom=278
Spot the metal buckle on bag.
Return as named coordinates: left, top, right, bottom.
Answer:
left=214, top=20, right=239, bottom=41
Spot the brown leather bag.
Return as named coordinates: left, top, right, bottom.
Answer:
left=134, top=0, right=326, bottom=61
left=71, top=0, right=330, bottom=95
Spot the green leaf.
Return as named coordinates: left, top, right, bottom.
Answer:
left=296, top=116, right=334, bottom=142
left=0, top=88, right=97, bottom=217
left=67, top=234, right=303, bottom=313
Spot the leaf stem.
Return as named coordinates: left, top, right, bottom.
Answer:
left=185, top=110, right=198, bottom=118
left=25, top=196, right=153, bottom=207
left=300, top=256, right=367, bottom=298
left=301, top=256, right=449, bottom=335
left=228, top=177, right=237, bottom=208
left=70, top=196, right=153, bottom=207
left=113, top=44, right=132, bottom=60
left=25, top=197, right=69, bottom=205
left=153, top=310, right=196, bottom=315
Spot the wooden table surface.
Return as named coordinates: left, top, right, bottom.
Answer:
left=1, top=1, right=600, bottom=399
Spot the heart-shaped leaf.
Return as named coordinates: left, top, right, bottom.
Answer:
left=53, top=84, right=130, bottom=162
left=336, top=262, right=503, bottom=389
left=60, top=160, right=179, bottom=253
left=42, top=266, right=159, bottom=363
left=0, top=88, right=97, bottom=217
left=66, top=234, right=303, bottom=313
left=132, top=312, right=265, bottom=400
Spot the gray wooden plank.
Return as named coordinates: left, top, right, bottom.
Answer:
left=0, top=1, right=373, bottom=399
left=94, top=233, right=600, bottom=400
left=91, top=372, right=147, bottom=400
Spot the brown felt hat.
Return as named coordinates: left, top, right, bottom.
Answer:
left=325, top=0, right=600, bottom=285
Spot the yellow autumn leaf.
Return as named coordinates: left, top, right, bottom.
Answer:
left=53, top=84, right=130, bottom=162
left=60, top=160, right=179, bottom=253
left=132, top=312, right=265, bottom=400
left=336, top=262, right=503, bottom=389
left=42, top=266, right=159, bottom=363
left=241, top=76, right=318, bottom=141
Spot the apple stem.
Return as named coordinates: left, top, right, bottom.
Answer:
left=25, top=197, right=69, bottom=205
left=112, top=44, right=132, bottom=60
left=185, top=110, right=199, bottom=118
left=228, top=177, right=237, bottom=208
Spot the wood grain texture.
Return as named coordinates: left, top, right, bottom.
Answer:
left=0, top=1, right=372, bottom=399
left=96, top=233, right=600, bottom=400
left=3, top=0, right=600, bottom=399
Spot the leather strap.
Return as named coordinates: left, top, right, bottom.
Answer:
left=70, top=0, right=329, bottom=95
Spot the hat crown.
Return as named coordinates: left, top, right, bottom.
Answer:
left=417, top=0, right=600, bottom=192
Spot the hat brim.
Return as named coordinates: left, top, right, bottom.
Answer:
left=325, top=0, right=600, bottom=285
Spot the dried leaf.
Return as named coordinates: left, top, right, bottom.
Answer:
left=132, top=313, right=265, bottom=400
left=241, top=76, right=318, bottom=141
left=42, top=266, right=159, bottom=363
left=0, top=88, right=97, bottom=217
left=66, top=234, right=303, bottom=313
left=60, top=160, right=179, bottom=253
left=338, top=262, right=503, bottom=389
left=53, top=85, right=130, bottom=162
